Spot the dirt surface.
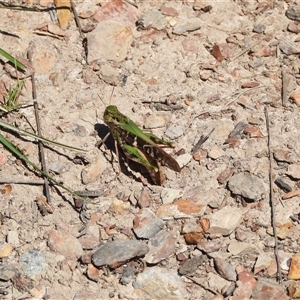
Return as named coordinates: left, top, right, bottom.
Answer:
left=1, top=0, right=300, bottom=299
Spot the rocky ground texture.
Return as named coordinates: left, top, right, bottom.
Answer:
left=1, top=0, right=300, bottom=299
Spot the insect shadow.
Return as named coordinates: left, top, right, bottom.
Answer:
left=94, top=123, right=154, bottom=183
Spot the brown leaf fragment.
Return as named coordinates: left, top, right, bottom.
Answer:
left=282, top=190, right=300, bottom=200
left=211, top=44, right=223, bottom=62
left=0, top=184, right=12, bottom=196
left=243, top=126, right=263, bottom=138
left=35, top=196, right=54, bottom=216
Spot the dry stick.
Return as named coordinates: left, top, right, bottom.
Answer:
left=70, top=0, right=84, bottom=40
left=0, top=179, right=45, bottom=185
left=264, top=106, right=282, bottom=283
left=27, top=44, right=51, bottom=204
left=230, top=40, right=261, bottom=62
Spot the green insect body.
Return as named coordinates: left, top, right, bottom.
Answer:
left=103, top=105, right=181, bottom=185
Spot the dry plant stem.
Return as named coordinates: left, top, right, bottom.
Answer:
left=28, top=45, right=51, bottom=204
left=230, top=40, right=261, bottom=62
left=0, top=179, right=45, bottom=185
left=264, top=106, right=282, bottom=283
left=70, top=0, right=84, bottom=39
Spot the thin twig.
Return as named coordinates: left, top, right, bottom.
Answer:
left=27, top=43, right=51, bottom=204
left=230, top=40, right=261, bottom=62
left=70, top=0, right=84, bottom=40
left=264, top=106, right=282, bottom=283
left=0, top=178, right=45, bottom=185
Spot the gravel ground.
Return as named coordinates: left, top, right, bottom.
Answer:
left=0, top=0, right=300, bottom=299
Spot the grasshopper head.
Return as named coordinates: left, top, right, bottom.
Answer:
left=104, top=105, right=127, bottom=125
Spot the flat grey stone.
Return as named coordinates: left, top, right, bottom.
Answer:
left=92, top=240, right=149, bottom=268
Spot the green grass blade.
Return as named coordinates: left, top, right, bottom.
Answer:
left=0, top=132, right=88, bottom=203
left=0, top=48, right=25, bottom=70
left=0, top=120, right=86, bottom=153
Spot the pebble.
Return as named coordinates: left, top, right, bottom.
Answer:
left=181, top=218, right=202, bottom=234
left=144, top=230, right=176, bottom=264
left=178, top=255, right=204, bottom=276
left=274, top=177, right=292, bottom=192
left=0, top=152, right=7, bottom=167
left=81, top=156, right=107, bottom=184
left=197, top=239, right=223, bottom=253
left=156, top=199, right=206, bottom=220
left=19, top=250, right=48, bottom=278
left=184, top=232, right=203, bottom=245
left=138, top=189, right=151, bottom=208
left=144, top=115, right=166, bottom=129
left=98, top=63, right=123, bottom=86
left=87, top=20, right=133, bottom=64
left=139, top=9, right=168, bottom=30
left=133, top=208, right=165, bottom=239
left=253, top=24, right=266, bottom=33
left=254, top=253, right=272, bottom=274
left=6, top=231, right=20, bottom=248
left=92, top=240, right=149, bottom=268
left=290, top=90, right=300, bottom=106
left=282, top=190, right=300, bottom=200
left=288, top=281, right=300, bottom=299
left=55, top=0, right=71, bottom=30
left=234, top=266, right=256, bottom=298
left=214, top=257, right=237, bottom=281
left=207, top=272, right=231, bottom=294
left=47, top=229, right=83, bottom=260
left=279, top=39, right=300, bottom=55
left=217, top=167, right=236, bottom=184
left=160, top=5, right=178, bottom=17
left=92, top=0, right=139, bottom=28
left=0, top=242, right=13, bottom=258
left=228, top=172, right=266, bottom=201
left=32, top=49, right=56, bottom=75
left=208, top=206, right=245, bottom=236
left=86, top=264, right=100, bottom=282
left=48, top=161, right=66, bottom=174
left=133, top=266, right=187, bottom=300
left=288, top=253, right=300, bottom=279
left=0, top=266, right=17, bottom=281
left=73, top=290, right=100, bottom=300
left=287, top=164, right=300, bottom=179
left=227, top=241, right=259, bottom=256
left=165, top=124, right=185, bottom=139
left=160, top=188, right=183, bottom=204
left=78, top=235, right=99, bottom=250
left=286, top=5, right=300, bottom=21
left=208, top=147, right=224, bottom=160
left=252, top=278, right=289, bottom=300
left=176, top=153, right=192, bottom=169
left=173, top=18, right=202, bottom=35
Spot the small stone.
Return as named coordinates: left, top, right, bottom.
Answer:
left=288, top=22, right=300, bottom=34
left=165, top=124, right=185, bottom=139
left=0, top=266, right=17, bottom=281
left=207, top=272, right=231, bottom=294
left=138, top=189, right=151, bottom=208
left=234, top=266, right=256, bottom=298
left=217, top=167, right=235, bottom=184
left=32, top=49, right=56, bottom=75
left=55, top=0, right=71, bottom=30
left=228, top=172, right=266, bottom=201
left=173, top=18, right=201, bottom=35
left=181, top=218, right=202, bottom=234
left=252, top=278, right=289, bottom=300
left=144, top=115, right=166, bottom=129
left=254, top=253, right=273, bottom=274
left=286, top=5, right=300, bottom=21
left=160, top=5, right=178, bottom=17
left=208, top=206, right=245, bottom=236
left=81, top=156, right=107, bottom=184
left=197, top=239, right=223, bottom=253
left=176, top=153, right=192, bottom=169
left=214, top=257, right=237, bottom=281
left=47, top=229, right=83, bottom=260
left=110, top=198, right=131, bottom=214
left=287, top=164, right=300, bottom=179
left=193, top=0, right=207, bottom=10
left=184, top=232, right=203, bottom=245
left=48, top=161, right=66, bottom=174
left=78, top=236, right=99, bottom=250
left=288, top=281, right=300, bottom=299
left=139, top=9, right=168, bottom=30
left=273, top=149, right=293, bottom=163
left=133, top=267, right=187, bottom=300
left=156, top=199, right=206, bottom=220
left=288, top=253, right=300, bottom=279
left=133, top=208, right=165, bottom=239
left=92, top=240, right=149, bottom=268
left=87, top=20, right=133, bottom=63
left=47, top=23, right=66, bottom=36
left=0, top=242, right=13, bottom=258
left=282, top=190, right=300, bottom=200
left=144, top=230, right=176, bottom=264
left=19, top=250, right=48, bottom=278
left=0, top=152, right=7, bottom=167
left=290, top=90, right=300, bottom=106
left=6, top=231, right=20, bottom=247
left=161, top=188, right=183, bottom=204
left=98, top=63, right=122, bottom=86
left=73, top=290, right=101, bottom=300
left=228, top=242, right=259, bottom=256
left=279, top=39, right=300, bottom=55
left=208, top=147, right=224, bottom=160
left=253, top=24, right=266, bottom=33
left=182, top=38, right=198, bottom=52
left=86, top=264, right=99, bottom=282
left=178, top=255, right=204, bottom=276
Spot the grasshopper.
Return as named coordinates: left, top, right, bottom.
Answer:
left=103, top=105, right=181, bottom=185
